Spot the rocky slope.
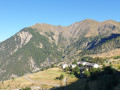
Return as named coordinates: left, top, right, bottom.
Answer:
left=0, top=19, right=120, bottom=80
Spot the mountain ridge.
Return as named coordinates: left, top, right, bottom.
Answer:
left=0, top=19, right=120, bottom=81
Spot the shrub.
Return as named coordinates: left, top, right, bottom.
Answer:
left=72, top=60, right=77, bottom=64
left=64, top=67, right=69, bottom=72
left=84, top=69, right=90, bottom=77
left=51, top=64, right=55, bottom=68
left=59, top=74, right=64, bottom=80
left=22, top=87, right=31, bottom=90
left=74, top=66, right=80, bottom=74
left=118, top=66, right=120, bottom=70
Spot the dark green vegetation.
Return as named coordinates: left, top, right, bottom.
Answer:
left=113, top=56, right=120, bottom=59
left=59, top=74, right=64, bottom=80
left=83, top=34, right=120, bottom=54
left=22, top=87, right=31, bottom=90
left=0, top=28, right=63, bottom=80
left=64, top=58, right=105, bottom=78
left=54, top=66, right=120, bottom=90
left=1, top=19, right=120, bottom=81
left=56, top=74, right=64, bottom=80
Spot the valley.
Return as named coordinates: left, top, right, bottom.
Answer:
left=1, top=19, right=120, bottom=89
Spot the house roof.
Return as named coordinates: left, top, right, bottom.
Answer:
left=85, top=63, right=99, bottom=66
left=62, top=64, right=68, bottom=66
left=77, top=61, right=87, bottom=64
left=79, top=67, right=85, bottom=70
left=71, top=64, right=77, bottom=66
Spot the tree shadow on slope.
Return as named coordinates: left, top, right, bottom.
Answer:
left=52, top=66, right=120, bottom=90
left=88, top=33, right=120, bottom=50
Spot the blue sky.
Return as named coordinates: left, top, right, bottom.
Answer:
left=0, top=0, right=120, bottom=42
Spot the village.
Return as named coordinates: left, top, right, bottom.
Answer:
left=62, top=61, right=100, bottom=69
left=62, top=61, right=101, bottom=77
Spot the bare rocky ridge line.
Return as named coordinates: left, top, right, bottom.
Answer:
left=31, top=19, right=120, bottom=38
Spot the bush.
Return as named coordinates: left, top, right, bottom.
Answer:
left=118, top=66, right=120, bottom=70
left=64, top=67, right=69, bottom=72
left=72, top=60, right=77, bottom=64
left=103, top=66, right=114, bottom=74
left=84, top=69, right=90, bottom=77
left=74, top=66, right=80, bottom=75
left=51, top=64, right=55, bottom=68
left=59, top=74, right=64, bottom=80
left=22, top=87, right=31, bottom=90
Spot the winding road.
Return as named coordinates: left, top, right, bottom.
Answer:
left=23, top=75, right=60, bottom=87
left=64, top=76, right=69, bottom=90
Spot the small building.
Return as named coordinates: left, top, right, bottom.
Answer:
left=77, top=61, right=87, bottom=66
left=92, top=63, right=100, bottom=68
left=85, top=63, right=100, bottom=68
left=62, top=64, right=68, bottom=69
left=71, top=64, right=77, bottom=68
left=85, top=62, right=91, bottom=66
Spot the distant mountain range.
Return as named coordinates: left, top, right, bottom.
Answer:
left=0, top=19, right=120, bottom=80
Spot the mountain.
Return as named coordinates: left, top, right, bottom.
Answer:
left=0, top=19, right=120, bottom=80
left=84, top=33, right=120, bottom=54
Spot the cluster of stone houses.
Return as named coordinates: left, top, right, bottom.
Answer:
left=62, top=61, right=100, bottom=69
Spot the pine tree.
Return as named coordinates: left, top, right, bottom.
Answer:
left=84, top=69, right=90, bottom=77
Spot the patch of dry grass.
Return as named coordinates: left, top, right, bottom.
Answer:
left=0, top=68, right=77, bottom=89
left=113, top=64, right=120, bottom=69
left=88, top=49, right=120, bottom=58
left=28, top=68, right=76, bottom=84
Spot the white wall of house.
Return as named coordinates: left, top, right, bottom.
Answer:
left=62, top=64, right=68, bottom=69
left=93, top=64, right=100, bottom=68
left=82, top=62, right=87, bottom=66
left=71, top=64, right=77, bottom=68
left=77, top=61, right=87, bottom=66
left=77, top=62, right=80, bottom=64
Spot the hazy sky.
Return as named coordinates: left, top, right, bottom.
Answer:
left=0, top=0, right=120, bottom=42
